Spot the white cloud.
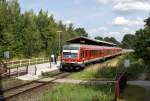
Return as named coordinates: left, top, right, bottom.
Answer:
left=97, top=0, right=150, bottom=4
left=64, top=20, right=72, bottom=24
left=122, top=27, right=134, bottom=34
left=113, top=2, right=150, bottom=12
left=97, top=0, right=150, bottom=12
left=112, top=16, right=144, bottom=26
left=123, top=27, right=129, bottom=33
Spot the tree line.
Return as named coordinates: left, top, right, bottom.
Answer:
left=95, top=18, right=150, bottom=65
left=0, top=0, right=149, bottom=65
left=0, top=0, right=88, bottom=59
left=118, top=17, right=150, bottom=65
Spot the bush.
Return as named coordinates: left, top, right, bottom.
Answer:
left=95, top=66, right=123, bottom=79
left=126, top=63, right=145, bottom=79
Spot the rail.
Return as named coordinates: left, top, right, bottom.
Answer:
left=3, top=72, right=70, bottom=100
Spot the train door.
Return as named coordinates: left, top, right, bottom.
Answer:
left=81, top=48, right=85, bottom=63
left=84, top=50, right=88, bottom=61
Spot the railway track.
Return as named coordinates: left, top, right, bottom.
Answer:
left=2, top=72, right=70, bottom=100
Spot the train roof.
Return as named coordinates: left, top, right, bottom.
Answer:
left=63, top=44, right=121, bottom=50
left=66, top=36, right=117, bottom=47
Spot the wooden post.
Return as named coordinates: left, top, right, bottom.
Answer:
left=35, top=65, right=37, bottom=75
left=26, top=65, right=28, bottom=74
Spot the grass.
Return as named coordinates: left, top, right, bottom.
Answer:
left=40, top=84, right=115, bottom=101
left=119, top=85, right=147, bottom=101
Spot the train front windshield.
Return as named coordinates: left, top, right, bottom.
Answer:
left=63, top=52, right=78, bottom=58
left=63, top=45, right=79, bottom=58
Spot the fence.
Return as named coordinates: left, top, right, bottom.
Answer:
left=115, top=70, right=127, bottom=100
left=1, top=57, right=50, bottom=78
left=4, top=57, right=50, bottom=69
left=2, top=67, right=28, bottom=78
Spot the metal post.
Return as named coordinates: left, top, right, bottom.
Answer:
left=35, top=65, right=37, bottom=75
left=59, top=31, right=60, bottom=55
left=26, top=65, right=28, bottom=74
left=49, top=57, right=51, bottom=69
left=57, top=31, right=62, bottom=56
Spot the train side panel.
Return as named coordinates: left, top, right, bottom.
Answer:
left=61, top=44, right=122, bottom=70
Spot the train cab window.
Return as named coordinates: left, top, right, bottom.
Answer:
left=63, top=52, right=78, bottom=58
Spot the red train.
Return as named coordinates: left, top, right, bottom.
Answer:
left=60, top=44, right=122, bottom=70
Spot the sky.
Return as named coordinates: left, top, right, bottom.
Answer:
left=18, top=0, right=150, bottom=42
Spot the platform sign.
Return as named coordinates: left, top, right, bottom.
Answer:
left=4, top=51, right=10, bottom=59
left=124, top=59, right=130, bottom=68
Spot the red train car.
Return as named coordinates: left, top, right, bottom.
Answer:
left=60, top=44, right=122, bottom=70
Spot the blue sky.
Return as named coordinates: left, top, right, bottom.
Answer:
left=18, top=0, right=150, bottom=42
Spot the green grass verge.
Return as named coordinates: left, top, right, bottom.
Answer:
left=69, top=70, right=104, bottom=80
left=68, top=56, right=124, bottom=80
left=119, top=85, right=147, bottom=101
left=68, top=53, right=148, bottom=80
left=40, top=84, right=115, bottom=101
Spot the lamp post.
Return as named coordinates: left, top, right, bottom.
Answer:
left=57, top=31, right=63, bottom=56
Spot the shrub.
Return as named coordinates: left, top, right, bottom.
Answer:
left=126, top=63, right=145, bottom=79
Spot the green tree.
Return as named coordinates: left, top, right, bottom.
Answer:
left=0, top=0, right=89, bottom=59
left=22, top=11, right=40, bottom=57
left=133, top=17, right=150, bottom=64
left=103, top=37, right=120, bottom=45
left=121, top=34, right=135, bottom=49
left=36, top=10, right=55, bottom=55
left=74, top=28, right=88, bottom=37
left=95, top=36, right=103, bottom=41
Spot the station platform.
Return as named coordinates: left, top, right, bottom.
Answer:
left=17, top=61, right=60, bottom=80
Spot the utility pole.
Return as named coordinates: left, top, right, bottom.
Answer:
left=57, top=31, right=62, bottom=56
